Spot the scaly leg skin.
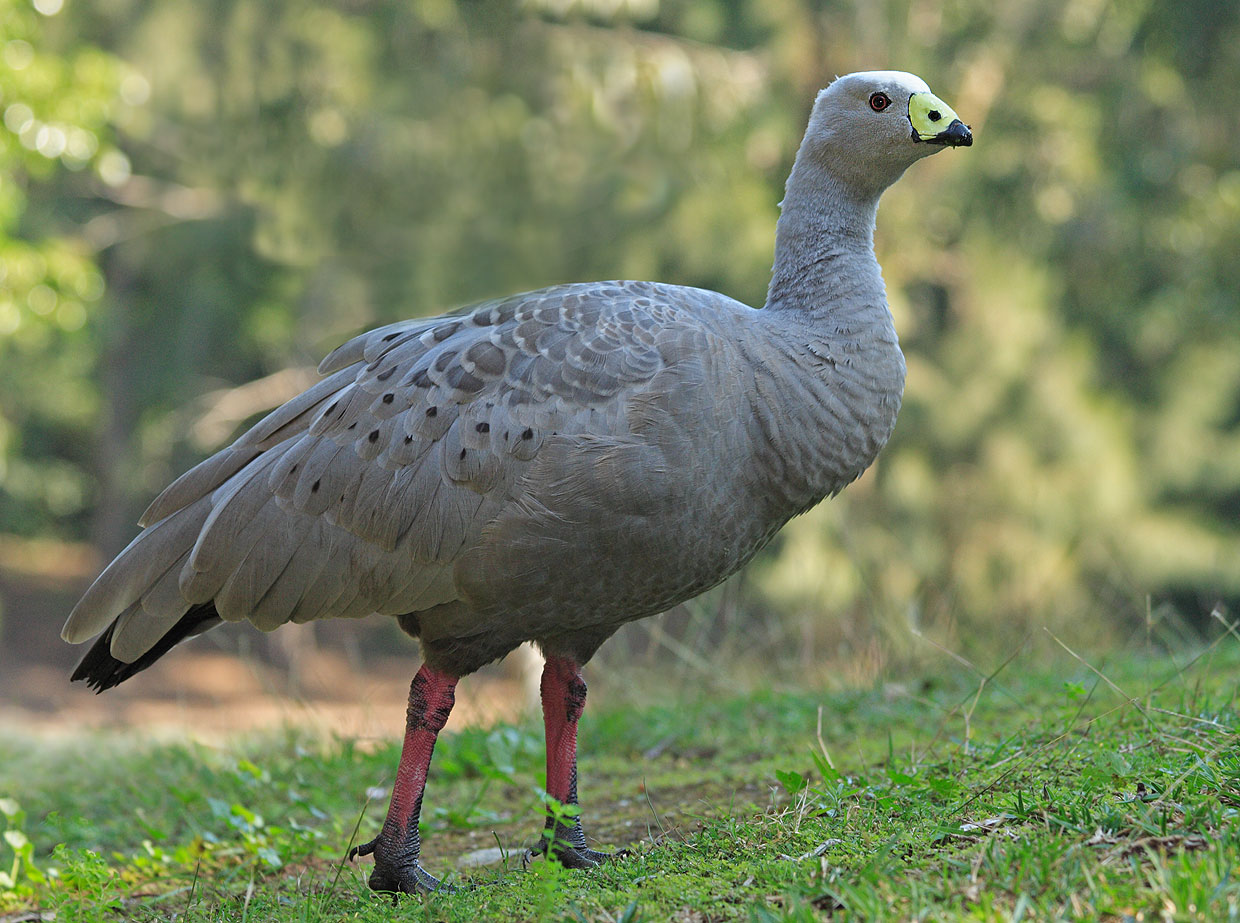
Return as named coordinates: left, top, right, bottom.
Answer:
left=529, top=655, right=616, bottom=869
left=349, top=664, right=458, bottom=894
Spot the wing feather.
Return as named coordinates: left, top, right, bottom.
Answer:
left=184, top=452, right=283, bottom=577
left=62, top=496, right=212, bottom=643
left=286, top=536, right=356, bottom=624
left=215, top=508, right=315, bottom=626
left=109, top=550, right=194, bottom=661
left=290, top=439, right=349, bottom=515
left=234, top=365, right=361, bottom=448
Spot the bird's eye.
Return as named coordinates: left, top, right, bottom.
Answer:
left=869, top=92, right=892, bottom=112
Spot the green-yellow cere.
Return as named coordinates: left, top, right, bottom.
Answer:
left=908, top=92, right=963, bottom=141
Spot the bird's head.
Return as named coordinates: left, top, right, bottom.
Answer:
left=800, top=71, right=972, bottom=197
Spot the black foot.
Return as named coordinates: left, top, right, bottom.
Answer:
left=550, top=843, right=613, bottom=869
left=525, top=833, right=625, bottom=870
left=348, top=837, right=454, bottom=894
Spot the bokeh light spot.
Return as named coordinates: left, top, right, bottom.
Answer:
left=3, top=40, right=34, bottom=70
left=98, top=150, right=131, bottom=187
left=28, top=284, right=57, bottom=315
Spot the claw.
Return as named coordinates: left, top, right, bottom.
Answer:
left=347, top=838, right=377, bottom=862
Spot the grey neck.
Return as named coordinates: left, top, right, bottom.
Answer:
left=763, top=156, right=886, bottom=320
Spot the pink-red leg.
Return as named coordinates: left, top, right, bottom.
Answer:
left=534, top=655, right=610, bottom=868
left=349, top=663, right=458, bottom=893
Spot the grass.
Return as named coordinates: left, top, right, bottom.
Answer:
left=2, top=633, right=1239, bottom=922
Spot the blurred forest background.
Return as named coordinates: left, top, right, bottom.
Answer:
left=1, top=0, right=1239, bottom=706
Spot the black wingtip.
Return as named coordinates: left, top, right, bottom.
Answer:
left=70, top=603, right=222, bottom=692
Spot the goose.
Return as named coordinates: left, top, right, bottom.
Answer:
left=63, top=70, right=971, bottom=893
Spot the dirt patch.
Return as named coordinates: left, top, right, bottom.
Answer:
left=401, top=774, right=770, bottom=883
left=0, top=647, right=536, bottom=743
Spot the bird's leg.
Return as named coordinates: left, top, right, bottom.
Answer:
left=349, top=663, right=458, bottom=894
left=531, top=655, right=611, bottom=868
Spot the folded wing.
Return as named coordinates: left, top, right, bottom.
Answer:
left=63, top=281, right=705, bottom=670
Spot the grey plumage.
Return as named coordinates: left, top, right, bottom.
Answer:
left=65, top=71, right=971, bottom=682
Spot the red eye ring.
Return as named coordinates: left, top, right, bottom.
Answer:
left=869, top=92, right=892, bottom=112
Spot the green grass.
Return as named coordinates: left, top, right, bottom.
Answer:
left=2, top=636, right=1239, bottom=921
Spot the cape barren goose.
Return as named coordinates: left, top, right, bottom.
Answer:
left=64, top=71, right=971, bottom=893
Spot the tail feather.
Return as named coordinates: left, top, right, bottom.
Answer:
left=71, top=602, right=222, bottom=692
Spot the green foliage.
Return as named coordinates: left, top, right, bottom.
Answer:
left=0, top=0, right=131, bottom=537
left=0, top=796, right=45, bottom=894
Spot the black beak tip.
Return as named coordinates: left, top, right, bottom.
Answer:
left=943, top=119, right=973, bottom=147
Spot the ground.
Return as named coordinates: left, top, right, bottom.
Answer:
left=1, top=635, right=1238, bottom=922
